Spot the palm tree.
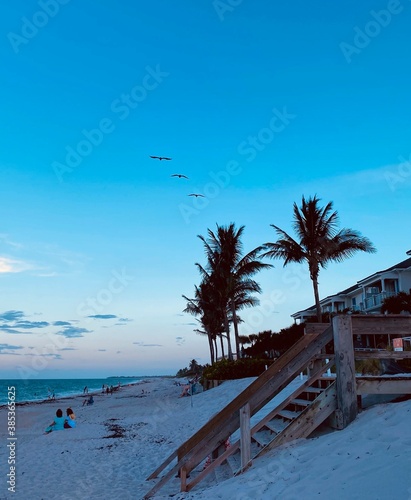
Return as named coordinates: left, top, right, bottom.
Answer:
left=193, top=266, right=235, bottom=360
left=261, top=195, right=376, bottom=322
left=198, top=223, right=272, bottom=357
left=188, top=359, right=200, bottom=374
left=183, top=281, right=225, bottom=364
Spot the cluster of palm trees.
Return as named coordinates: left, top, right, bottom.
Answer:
left=183, top=196, right=376, bottom=364
left=183, top=224, right=272, bottom=363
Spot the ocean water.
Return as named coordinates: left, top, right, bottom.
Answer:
left=0, top=377, right=144, bottom=406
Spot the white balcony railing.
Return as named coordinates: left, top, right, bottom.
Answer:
left=363, top=291, right=396, bottom=311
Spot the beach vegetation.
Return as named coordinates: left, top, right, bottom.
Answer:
left=381, top=291, right=411, bottom=314
left=242, top=323, right=305, bottom=359
left=261, top=195, right=376, bottom=322
left=176, top=359, right=205, bottom=378
left=202, top=357, right=273, bottom=381
left=355, top=358, right=382, bottom=375
left=200, top=323, right=305, bottom=381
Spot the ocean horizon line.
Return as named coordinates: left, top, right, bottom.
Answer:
left=0, top=375, right=175, bottom=406
left=0, top=374, right=176, bottom=381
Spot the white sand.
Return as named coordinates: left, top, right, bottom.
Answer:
left=1, top=377, right=410, bottom=499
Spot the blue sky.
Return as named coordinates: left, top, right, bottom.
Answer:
left=1, top=1, right=410, bottom=378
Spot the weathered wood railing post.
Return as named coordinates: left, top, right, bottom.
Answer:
left=240, top=403, right=251, bottom=471
left=332, top=314, right=358, bottom=429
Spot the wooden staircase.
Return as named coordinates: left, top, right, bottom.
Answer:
left=144, top=325, right=335, bottom=498
left=184, top=360, right=337, bottom=493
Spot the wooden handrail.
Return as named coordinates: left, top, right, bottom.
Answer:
left=354, top=351, right=411, bottom=359
left=306, top=315, right=411, bottom=336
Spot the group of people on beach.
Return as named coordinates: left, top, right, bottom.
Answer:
left=102, top=383, right=120, bottom=395
left=45, top=408, right=76, bottom=433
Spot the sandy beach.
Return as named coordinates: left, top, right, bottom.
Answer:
left=1, top=376, right=411, bottom=499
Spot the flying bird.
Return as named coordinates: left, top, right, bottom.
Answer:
left=188, top=193, right=205, bottom=198
left=171, top=174, right=189, bottom=179
left=150, top=155, right=172, bottom=161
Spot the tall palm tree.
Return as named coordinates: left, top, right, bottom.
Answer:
left=261, top=195, right=376, bottom=322
left=198, top=223, right=272, bottom=357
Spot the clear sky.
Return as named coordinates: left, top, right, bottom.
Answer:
left=1, top=1, right=410, bottom=378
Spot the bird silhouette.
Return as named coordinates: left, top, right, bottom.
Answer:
left=188, top=193, right=205, bottom=198
left=150, top=155, right=172, bottom=161
left=171, top=174, right=189, bottom=179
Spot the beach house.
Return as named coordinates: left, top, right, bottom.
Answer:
left=291, top=250, right=411, bottom=324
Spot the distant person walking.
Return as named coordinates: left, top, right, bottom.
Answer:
left=83, top=386, right=88, bottom=394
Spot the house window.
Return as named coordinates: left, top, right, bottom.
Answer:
left=384, top=279, right=398, bottom=294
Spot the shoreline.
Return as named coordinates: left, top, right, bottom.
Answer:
left=0, top=378, right=152, bottom=409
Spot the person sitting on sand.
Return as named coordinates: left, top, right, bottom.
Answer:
left=83, top=395, right=94, bottom=406
left=45, top=409, right=66, bottom=433
left=64, top=408, right=76, bottom=429
left=180, top=384, right=191, bottom=397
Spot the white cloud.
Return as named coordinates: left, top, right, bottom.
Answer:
left=0, top=256, right=33, bottom=273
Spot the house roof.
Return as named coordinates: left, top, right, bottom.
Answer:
left=291, top=283, right=361, bottom=317
left=357, top=257, right=411, bottom=285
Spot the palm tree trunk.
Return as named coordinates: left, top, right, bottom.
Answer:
left=312, top=278, right=322, bottom=322
left=231, top=299, right=241, bottom=359
left=208, top=334, right=214, bottom=364
left=223, top=312, right=233, bottom=360
left=219, top=334, right=224, bottom=360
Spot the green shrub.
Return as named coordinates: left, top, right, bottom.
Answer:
left=202, top=358, right=273, bottom=380
left=355, top=358, right=382, bottom=375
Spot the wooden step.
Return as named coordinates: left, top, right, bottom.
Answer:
left=226, top=451, right=241, bottom=476
left=291, top=398, right=311, bottom=407
left=303, top=387, right=323, bottom=394
left=250, top=440, right=262, bottom=457
left=277, top=409, right=301, bottom=420
left=262, top=421, right=280, bottom=434
left=251, top=428, right=276, bottom=447
left=251, top=434, right=265, bottom=447
left=265, top=418, right=288, bottom=433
